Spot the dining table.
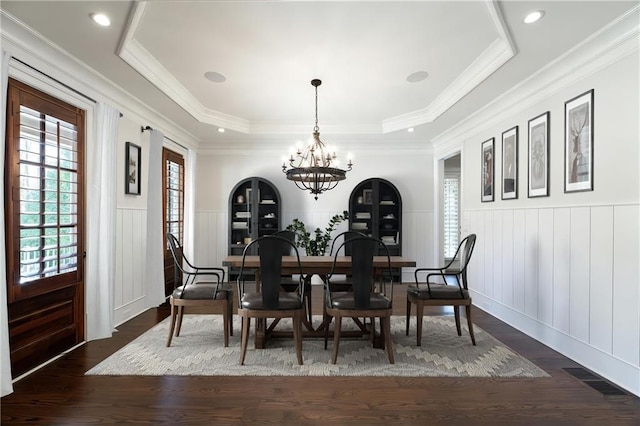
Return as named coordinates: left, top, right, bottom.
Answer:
left=222, top=255, right=416, bottom=349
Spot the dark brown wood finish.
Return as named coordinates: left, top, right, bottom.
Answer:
left=2, top=285, right=639, bottom=425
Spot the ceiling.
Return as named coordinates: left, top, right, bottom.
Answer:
left=1, top=1, right=636, bottom=149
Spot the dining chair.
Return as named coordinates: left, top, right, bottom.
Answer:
left=166, top=233, right=234, bottom=347
left=406, top=234, right=477, bottom=346
left=324, top=235, right=395, bottom=364
left=274, top=230, right=312, bottom=324
left=326, top=230, right=368, bottom=292
left=237, top=235, right=306, bottom=365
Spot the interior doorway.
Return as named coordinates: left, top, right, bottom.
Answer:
left=443, top=154, right=461, bottom=261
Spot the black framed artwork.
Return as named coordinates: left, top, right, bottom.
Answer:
left=565, top=89, right=594, bottom=193
left=125, top=142, right=141, bottom=195
left=501, top=126, right=518, bottom=200
left=528, top=111, right=550, bottom=198
left=481, top=138, right=495, bottom=202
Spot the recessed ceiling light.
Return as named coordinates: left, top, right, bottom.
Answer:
left=205, top=71, right=227, bottom=83
left=90, top=13, right=111, bottom=27
left=217, top=128, right=225, bottom=133
left=524, top=10, right=545, bottom=24
left=407, top=128, right=415, bottom=133
left=406, top=71, right=429, bottom=83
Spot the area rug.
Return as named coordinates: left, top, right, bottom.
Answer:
left=86, top=315, right=548, bottom=377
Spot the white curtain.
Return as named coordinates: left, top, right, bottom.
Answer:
left=86, top=102, right=119, bottom=340
left=145, top=129, right=166, bottom=306
left=1, top=50, right=14, bottom=397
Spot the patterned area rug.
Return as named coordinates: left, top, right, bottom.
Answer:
left=86, top=315, right=548, bottom=377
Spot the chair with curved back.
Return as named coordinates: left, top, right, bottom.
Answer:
left=166, top=233, right=233, bottom=347
left=406, top=234, right=477, bottom=346
left=273, top=230, right=312, bottom=324
left=237, top=235, right=306, bottom=365
left=326, top=230, right=368, bottom=292
left=325, top=235, right=395, bottom=364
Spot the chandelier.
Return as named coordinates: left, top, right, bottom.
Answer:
left=282, top=79, right=353, bottom=200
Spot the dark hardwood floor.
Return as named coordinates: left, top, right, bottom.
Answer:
left=2, top=285, right=639, bottom=425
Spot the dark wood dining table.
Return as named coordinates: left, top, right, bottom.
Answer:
left=222, top=255, right=416, bottom=348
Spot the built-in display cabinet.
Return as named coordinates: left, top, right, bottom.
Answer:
left=348, top=178, right=402, bottom=281
left=228, top=177, right=281, bottom=280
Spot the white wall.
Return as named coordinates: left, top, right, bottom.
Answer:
left=434, top=13, right=639, bottom=395
left=194, top=149, right=435, bottom=282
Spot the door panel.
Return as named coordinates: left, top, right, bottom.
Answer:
left=4, top=78, right=85, bottom=377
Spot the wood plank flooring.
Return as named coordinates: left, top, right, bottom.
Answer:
left=2, top=285, right=639, bottom=425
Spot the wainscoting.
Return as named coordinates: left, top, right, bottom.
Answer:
left=464, top=203, right=640, bottom=395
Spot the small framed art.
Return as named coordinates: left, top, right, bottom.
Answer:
left=528, top=112, right=550, bottom=198
left=565, top=89, right=594, bottom=193
left=481, top=138, right=494, bottom=202
left=501, top=126, right=518, bottom=200
left=125, top=142, right=141, bottom=195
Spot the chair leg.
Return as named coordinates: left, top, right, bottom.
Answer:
left=416, top=302, right=424, bottom=346
left=465, top=304, right=476, bottom=346
left=454, top=305, right=462, bottom=336
left=382, top=316, right=394, bottom=364
left=222, top=303, right=229, bottom=348
left=175, top=306, right=185, bottom=337
left=293, top=312, right=303, bottom=365
left=166, top=300, right=177, bottom=347
left=324, top=314, right=333, bottom=350
left=331, top=316, right=343, bottom=364
left=371, top=317, right=377, bottom=344
left=228, top=297, right=234, bottom=337
left=405, top=297, right=411, bottom=336
left=306, top=292, right=313, bottom=324
left=240, top=316, right=250, bottom=365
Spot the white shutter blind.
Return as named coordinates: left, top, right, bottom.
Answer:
left=443, top=174, right=459, bottom=259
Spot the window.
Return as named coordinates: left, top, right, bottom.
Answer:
left=443, top=173, right=460, bottom=259
left=162, top=148, right=184, bottom=246
left=5, top=78, right=85, bottom=300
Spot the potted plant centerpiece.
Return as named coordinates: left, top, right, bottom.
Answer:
left=286, top=211, right=349, bottom=256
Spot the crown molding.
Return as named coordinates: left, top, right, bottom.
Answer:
left=1, top=9, right=201, bottom=149
left=382, top=0, right=515, bottom=132
left=431, top=5, right=640, bottom=156
left=120, top=0, right=515, bottom=136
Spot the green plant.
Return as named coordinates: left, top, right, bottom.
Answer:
left=286, top=211, right=349, bottom=256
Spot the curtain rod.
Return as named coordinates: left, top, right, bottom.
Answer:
left=12, top=57, right=123, bottom=117
left=141, top=125, right=189, bottom=151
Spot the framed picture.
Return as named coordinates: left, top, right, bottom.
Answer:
left=125, top=142, right=141, bottom=195
left=501, top=126, right=518, bottom=200
left=363, top=189, right=373, bottom=205
left=565, top=89, right=594, bottom=193
left=481, top=138, right=494, bottom=202
left=528, top=112, right=550, bottom=198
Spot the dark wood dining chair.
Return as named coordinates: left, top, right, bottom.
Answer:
left=237, top=235, right=306, bottom=365
left=274, top=230, right=312, bottom=324
left=324, top=235, right=395, bottom=364
left=166, top=233, right=233, bottom=347
left=406, top=234, right=477, bottom=346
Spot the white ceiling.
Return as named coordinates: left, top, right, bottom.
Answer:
left=1, top=1, right=636, bottom=149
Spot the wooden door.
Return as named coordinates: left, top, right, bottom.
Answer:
left=4, top=78, right=85, bottom=377
left=162, top=148, right=184, bottom=297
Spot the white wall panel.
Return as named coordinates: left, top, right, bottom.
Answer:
left=538, top=209, right=554, bottom=325
left=120, top=209, right=134, bottom=305
left=115, top=210, right=124, bottom=307
left=492, top=210, right=504, bottom=303
left=589, top=206, right=614, bottom=353
left=524, top=209, right=539, bottom=318
left=553, top=208, right=571, bottom=334
left=569, top=207, right=591, bottom=342
left=513, top=209, right=526, bottom=312
left=612, top=205, right=640, bottom=366
left=483, top=210, right=494, bottom=298
left=501, top=209, right=514, bottom=307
